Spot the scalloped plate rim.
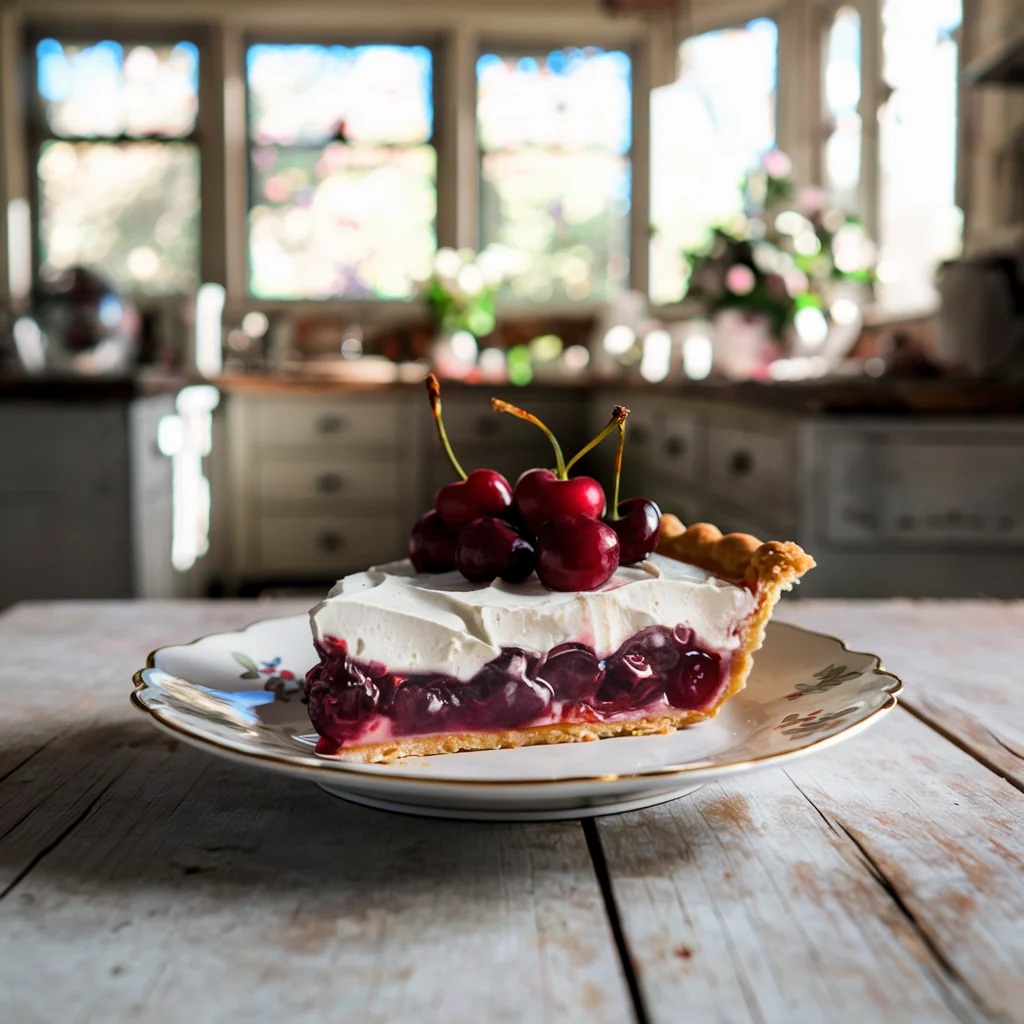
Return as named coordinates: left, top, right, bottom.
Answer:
left=130, top=614, right=902, bottom=794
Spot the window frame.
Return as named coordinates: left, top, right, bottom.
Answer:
left=473, top=38, right=639, bottom=313
left=24, top=19, right=210, bottom=305
left=9, top=5, right=956, bottom=323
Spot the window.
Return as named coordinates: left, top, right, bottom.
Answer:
left=246, top=43, right=436, bottom=300
left=649, top=19, right=778, bottom=305
left=877, top=0, right=963, bottom=314
left=34, top=38, right=200, bottom=296
left=823, top=6, right=861, bottom=213
left=477, top=47, right=632, bottom=302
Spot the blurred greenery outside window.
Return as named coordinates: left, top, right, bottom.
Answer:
left=649, top=18, right=778, bottom=306
left=246, top=43, right=437, bottom=300
left=34, top=38, right=201, bottom=297
left=476, top=46, right=632, bottom=304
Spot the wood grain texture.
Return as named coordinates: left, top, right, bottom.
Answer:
left=777, top=601, right=1024, bottom=790
left=597, top=711, right=1024, bottom=1024
left=0, top=601, right=633, bottom=1023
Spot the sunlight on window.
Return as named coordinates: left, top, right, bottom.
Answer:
left=477, top=48, right=632, bottom=302
left=246, top=44, right=436, bottom=300
left=878, top=0, right=963, bottom=314
left=35, top=39, right=200, bottom=295
left=37, top=39, right=198, bottom=138
left=649, top=20, right=776, bottom=305
left=38, top=142, right=199, bottom=295
left=824, top=7, right=861, bottom=212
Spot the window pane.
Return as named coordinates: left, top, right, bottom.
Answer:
left=480, top=150, right=630, bottom=301
left=824, top=7, right=861, bottom=211
left=477, top=49, right=631, bottom=153
left=247, top=44, right=433, bottom=145
left=878, top=0, right=963, bottom=313
left=649, top=19, right=777, bottom=304
left=38, top=140, right=200, bottom=295
left=477, top=47, right=632, bottom=301
left=249, top=143, right=436, bottom=299
left=36, top=39, right=198, bottom=138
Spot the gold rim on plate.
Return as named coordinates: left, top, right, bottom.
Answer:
left=130, top=616, right=903, bottom=789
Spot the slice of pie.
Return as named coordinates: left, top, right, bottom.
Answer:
left=304, top=514, right=814, bottom=762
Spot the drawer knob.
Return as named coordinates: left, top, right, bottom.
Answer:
left=315, top=414, right=346, bottom=435
left=317, top=531, right=344, bottom=553
left=315, top=473, right=345, bottom=495
left=474, top=416, right=500, bottom=438
left=729, top=450, right=754, bottom=477
left=664, top=436, right=686, bottom=458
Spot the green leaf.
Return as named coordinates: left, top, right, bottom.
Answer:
left=232, top=652, right=260, bottom=680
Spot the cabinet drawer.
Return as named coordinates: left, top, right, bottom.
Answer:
left=438, top=394, right=586, bottom=451
left=257, top=515, right=405, bottom=574
left=825, top=435, right=1024, bottom=545
left=650, top=414, right=703, bottom=485
left=708, top=426, right=793, bottom=506
left=251, top=397, right=402, bottom=450
left=256, top=458, right=402, bottom=505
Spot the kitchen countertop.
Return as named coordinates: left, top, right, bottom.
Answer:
left=3, top=369, right=1022, bottom=415
left=215, top=372, right=1024, bottom=416
left=0, top=370, right=201, bottom=402
left=0, top=598, right=1021, bottom=1022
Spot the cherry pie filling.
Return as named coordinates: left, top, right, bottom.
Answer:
left=305, top=625, right=729, bottom=754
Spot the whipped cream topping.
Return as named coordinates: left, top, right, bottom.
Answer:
left=310, top=554, right=757, bottom=680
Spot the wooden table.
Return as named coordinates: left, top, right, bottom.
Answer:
left=1, top=600, right=1021, bottom=1024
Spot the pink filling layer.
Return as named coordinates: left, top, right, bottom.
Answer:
left=305, top=625, right=729, bottom=754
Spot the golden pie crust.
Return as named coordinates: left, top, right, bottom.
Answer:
left=325, top=515, right=814, bottom=763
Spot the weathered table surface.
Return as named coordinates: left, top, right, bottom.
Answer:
left=1, top=599, right=1021, bottom=1024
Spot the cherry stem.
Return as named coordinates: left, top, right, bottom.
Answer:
left=564, top=405, right=629, bottom=477
left=426, top=373, right=467, bottom=481
left=611, top=415, right=627, bottom=521
left=491, top=398, right=567, bottom=478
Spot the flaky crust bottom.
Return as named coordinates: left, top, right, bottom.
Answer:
left=321, top=516, right=815, bottom=764
left=324, top=709, right=720, bottom=763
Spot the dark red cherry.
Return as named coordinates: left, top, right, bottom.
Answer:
left=436, top=468, right=513, bottom=530
left=535, top=514, right=620, bottom=592
left=409, top=510, right=457, bottom=573
left=514, top=468, right=606, bottom=536
left=455, top=516, right=535, bottom=584
left=609, top=497, right=662, bottom=564
left=537, top=642, right=604, bottom=701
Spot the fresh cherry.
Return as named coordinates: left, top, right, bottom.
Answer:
left=514, top=468, right=606, bottom=536
left=535, top=514, right=620, bottom=592
left=423, top=373, right=513, bottom=531
left=610, top=497, right=662, bottom=564
left=409, top=510, right=457, bottom=573
left=455, top=516, right=535, bottom=584
left=436, top=468, right=513, bottom=530
left=488, top=399, right=606, bottom=535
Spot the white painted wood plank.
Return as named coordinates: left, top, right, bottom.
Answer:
left=0, top=601, right=634, bottom=1024
left=777, top=600, right=1024, bottom=789
left=598, top=711, right=1024, bottom=1024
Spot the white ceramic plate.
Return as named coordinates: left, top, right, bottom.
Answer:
left=131, top=614, right=901, bottom=821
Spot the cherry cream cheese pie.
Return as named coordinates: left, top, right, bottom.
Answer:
left=304, top=379, right=813, bottom=761
left=304, top=515, right=813, bottom=762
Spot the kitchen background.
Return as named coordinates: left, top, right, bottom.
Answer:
left=1, top=0, right=1023, bottom=607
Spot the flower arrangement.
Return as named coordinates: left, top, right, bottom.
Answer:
left=681, top=150, right=876, bottom=343
left=418, top=247, right=505, bottom=339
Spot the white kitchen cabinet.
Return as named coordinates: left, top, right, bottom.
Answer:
left=594, top=389, right=1024, bottom=598
left=0, top=393, right=184, bottom=606
left=219, top=387, right=591, bottom=591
